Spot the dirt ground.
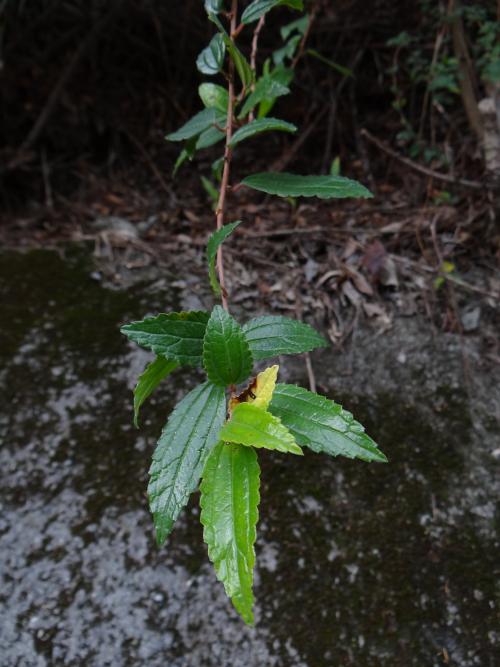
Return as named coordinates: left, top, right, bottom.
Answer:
left=0, top=237, right=499, bottom=666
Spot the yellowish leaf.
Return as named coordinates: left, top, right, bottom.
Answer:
left=229, top=364, right=279, bottom=413
left=248, top=364, right=279, bottom=410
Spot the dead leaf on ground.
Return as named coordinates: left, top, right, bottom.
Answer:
left=341, top=280, right=363, bottom=306
left=349, top=268, right=374, bottom=296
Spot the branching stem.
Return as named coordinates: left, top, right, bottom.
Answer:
left=215, top=0, right=238, bottom=312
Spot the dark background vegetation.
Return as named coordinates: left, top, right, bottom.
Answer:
left=1, top=0, right=498, bottom=220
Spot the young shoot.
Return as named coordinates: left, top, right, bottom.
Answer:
left=121, top=0, right=386, bottom=625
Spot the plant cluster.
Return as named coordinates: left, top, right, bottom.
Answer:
left=387, top=0, right=500, bottom=165
left=121, top=0, right=386, bottom=625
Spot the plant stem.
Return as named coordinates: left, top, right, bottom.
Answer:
left=291, top=2, right=319, bottom=69
left=215, top=0, right=238, bottom=312
left=248, top=14, right=266, bottom=122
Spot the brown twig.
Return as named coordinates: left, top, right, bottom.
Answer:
left=360, top=129, right=485, bottom=191
left=295, top=291, right=317, bottom=392
left=249, top=14, right=266, bottom=124
left=292, top=3, right=319, bottom=69
left=247, top=15, right=266, bottom=122
left=215, top=0, right=239, bottom=312
left=304, top=354, right=317, bottom=393
left=449, top=0, right=483, bottom=142
left=418, top=14, right=448, bottom=142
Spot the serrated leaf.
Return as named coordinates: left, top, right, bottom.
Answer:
left=166, top=107, right=226, bottom=142
left=121, top=311, right=210, bottom=366
left=200, top=442, right=260, bottom=625
left=197, top=33, right=226, bottom=75
left=239, top=76, right=290, bottom=118
left=133, top=356, right=179, bottom=428
left=269, top=384, right=387, bottom=462
left=203, top=306, right=253, bottom=386
left=199, top=83, right=229, bottom=112
left=242, top=0, right=304, bottom=24
left=223, top=35, right=253, bottom=88
left=207, top=221, right=242, bottom=295
left=242, top=172, right=373, bottom=199
left=242, top=315, right=327, bottom=360
left=148, top=382, right=226, bottom=544
left=219, top=403, right=303, bottom=455
left=229, top=118, right=297, bottom=147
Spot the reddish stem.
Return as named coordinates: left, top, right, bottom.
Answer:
left=215, top=0, right=238, bottom=312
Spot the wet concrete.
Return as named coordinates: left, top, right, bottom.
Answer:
left=0, top=247, right=499, bottom=666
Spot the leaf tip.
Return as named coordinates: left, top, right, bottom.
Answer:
left=374, top=449, right=388, bottom=463
left=154, top=522, right=171, bottom=547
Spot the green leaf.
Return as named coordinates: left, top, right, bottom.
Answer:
left=197, top=33, right=226, bottom=75
left=173, top=137, right=197, bottom=176
left=229, top=118, right=297, bottom=146
left=199, top=83, right=229, bottom=112
left=166, top=108, right=226, bottom=142
left=223, top=35, right=253, bottom=88
left=133, top=356, right=179, bottom=428
left=203, top=306, right=253, bottom=386
left=121, top=311, right=210, bottom=366
left=220, top=403, right=303, bottom=455
left=280, top=14, right=308, bottom=40
left=204, top=0, right=224, bottom=14
left=242, top=315, right=327, bottom=360
left=174, top=124, right=226, bottom=176
left=207, top=11, right=226, bottom=33
left=200, top=442, right=260, bottom=625
left=258, top=65, right=294, bottom=117
left=269, top=384, right=387, bottom=462
left=239, top=76, right=290, bottom=118
left=149, top=381, right=226, bottom=544
left=330, top=156, right=341, bottom=176
left=272, top=34, right=301, bottom=65
left=201, top=176, right=219, bottom=209
left=212, top=156, right=224, bottom=181
left=242, top=0, right=304, bottom=24
left=195, top=125, right=226, bottom=150
left=242, top=173, right=373, bottom=199
left=207, top=221, right=242, bottom=295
